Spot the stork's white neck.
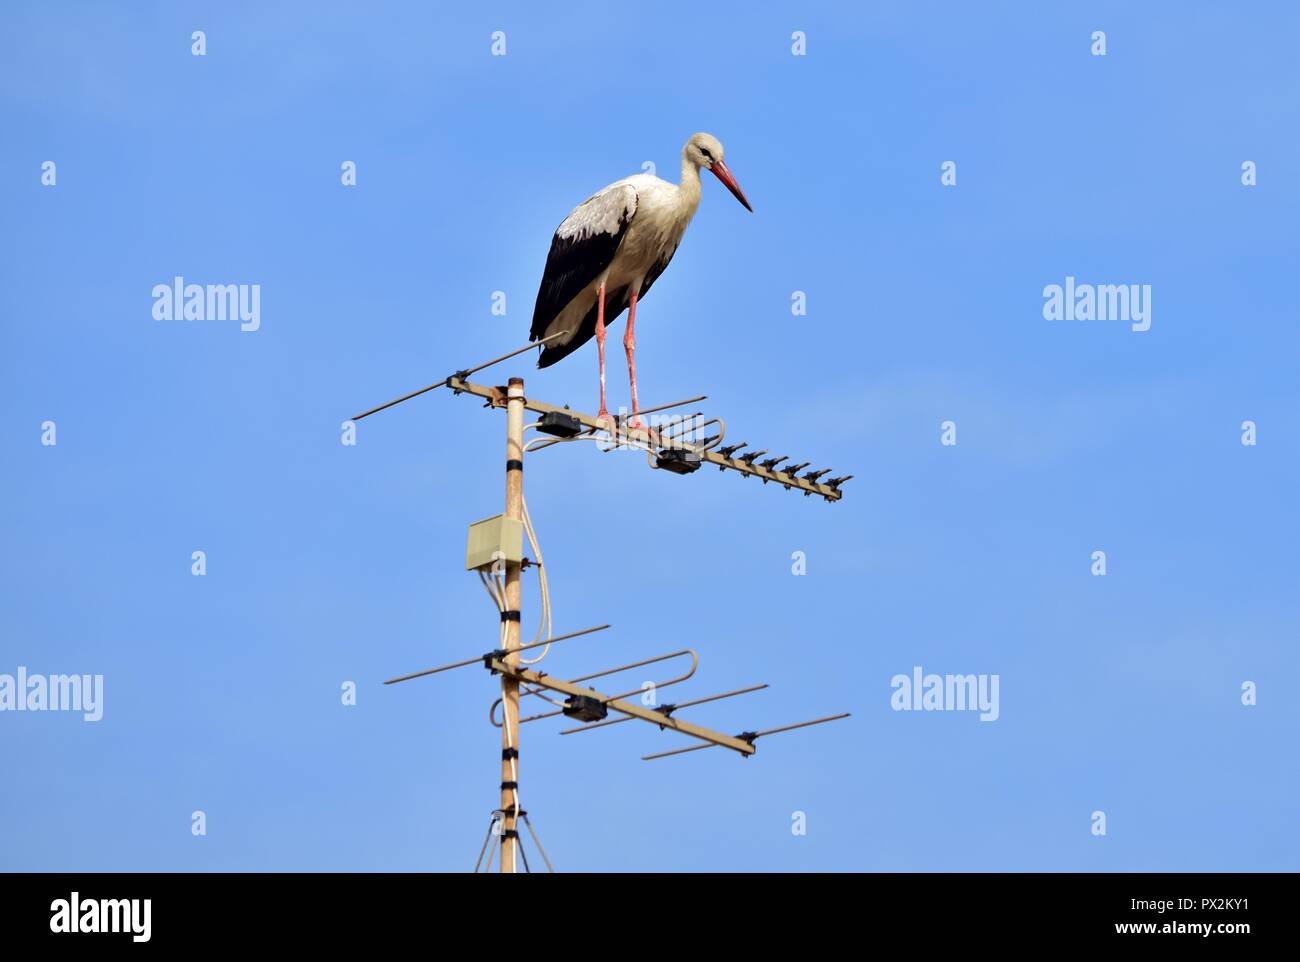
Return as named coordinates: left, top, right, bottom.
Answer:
left=677, top=154, right=703, bottom=218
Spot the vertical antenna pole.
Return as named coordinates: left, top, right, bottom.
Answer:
left=500, top=377, right=525, bottom=873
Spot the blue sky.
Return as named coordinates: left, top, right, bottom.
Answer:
left=1, top=1, right=1297, bottom=871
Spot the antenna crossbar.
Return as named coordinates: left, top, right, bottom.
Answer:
left=491, top=648, right=698, bottom=727
left=442, top=375, right=844, bottom=502
left=486, top=657, right=757, bottom=756
left=558, top=684, right=770, bottom=736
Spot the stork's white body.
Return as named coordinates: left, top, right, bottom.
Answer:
left=536, top=164, right=702, bottom=355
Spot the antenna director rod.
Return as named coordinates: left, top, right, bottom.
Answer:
left=382, top=624, right=611, bottom=686
left=350, top=333, right=568, bottom=422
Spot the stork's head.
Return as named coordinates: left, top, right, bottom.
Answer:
left=685, top=132, right=752, bottom=212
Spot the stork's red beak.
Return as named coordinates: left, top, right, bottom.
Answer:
left=710, top=159, right=753, bottom=212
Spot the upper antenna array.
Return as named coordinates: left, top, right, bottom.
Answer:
left=352, top=335, right=852, bottom=503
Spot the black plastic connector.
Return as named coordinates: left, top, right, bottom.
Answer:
left=537, top=410, right=584, bottom=438
left=655, top=448, right=702, bottom=475
left=562, top=695, right=608, bottom=722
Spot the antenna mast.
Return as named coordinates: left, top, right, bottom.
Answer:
left=499, top=377, right=525, bottom=873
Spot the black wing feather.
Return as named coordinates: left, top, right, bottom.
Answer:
left=529, top=186, right=637, bottom=344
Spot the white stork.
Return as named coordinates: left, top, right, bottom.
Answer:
left=529, top=132, right=752, bottom=426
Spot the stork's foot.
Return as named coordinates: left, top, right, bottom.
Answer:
left=624, top=417, right=661, bottom=445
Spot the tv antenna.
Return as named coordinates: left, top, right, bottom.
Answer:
left=354, top=335, right=851, bottom=872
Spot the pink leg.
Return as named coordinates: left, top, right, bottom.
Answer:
left=624, top=288, right=643, bottom=429
left=595, top=284, right=609, bottom=419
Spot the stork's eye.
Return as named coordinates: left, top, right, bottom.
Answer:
left=700, top=147, right=712, bottom=160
